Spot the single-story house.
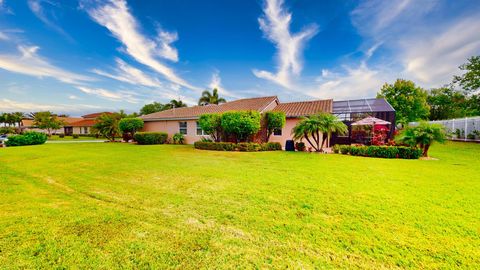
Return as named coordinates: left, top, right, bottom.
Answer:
left=21, top=112, right=113, bottom=135
left=140, top=96, right=395, bottom=148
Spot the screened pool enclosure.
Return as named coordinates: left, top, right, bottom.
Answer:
left=330, top=98, right=396, bottom=145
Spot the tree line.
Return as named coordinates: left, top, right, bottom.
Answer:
left=378, top=55, right=480, bottom=125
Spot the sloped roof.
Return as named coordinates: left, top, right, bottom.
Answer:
left=141, top=96, right=278, bottom=120
left=70, top=119, right=96, bottom=127
left=81, top=112, right=113, bottom=119
left=273, top=99, right=333, bottom=117
left=21, top=117, right=83, bottom=127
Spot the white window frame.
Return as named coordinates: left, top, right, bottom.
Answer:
left=196, top=121, right=206, bottom=136
left=179, top=121, right=187, bottom=135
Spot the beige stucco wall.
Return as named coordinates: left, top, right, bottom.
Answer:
left=143, top=119, right=208, bottom=144
left=269, top=118, right=326, bottom=149
left=72, top=127, right=91, bottom=134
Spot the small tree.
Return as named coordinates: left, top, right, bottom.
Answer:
left=198, top=113, right=223, bottom=142
left=119, top=118, right=144, bottom=142
left=33, top=111, right=65, bottom=136
left=453, top=55, right=480, bottom=93
left=198, top=88, right=227, bottom=105
left=265, top=111, right=286, bottom=142
left=221, top=111, right=261, bottom=142
left=292, top=113, right=347, bottom=152
left=395, top=122, right=446, bottom=157
left=92, top=113, right=121, bottom=142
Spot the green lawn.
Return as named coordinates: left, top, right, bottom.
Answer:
left=0, top=142, right=479, bottom=269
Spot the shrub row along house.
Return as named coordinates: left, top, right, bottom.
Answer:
left=140, top=96, right=396, bottom=148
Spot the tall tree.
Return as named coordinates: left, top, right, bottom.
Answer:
left=139, top=102, right=166, bottom=115
left=33, top=111, right=65, bottom=136
left=427, top=87, right=467, bottom=120
left=292, top=113, right=347, bottom=152
left=377, top=79, right=430, bottom=125
left=453, top=55, right=480, bottom=93
left=198, top=88, right=227, bottom=105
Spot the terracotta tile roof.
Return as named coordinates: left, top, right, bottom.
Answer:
left=273, top=99, right=333, bottom=117
left=141, top=96, right=278, bottom=120
left=70, top=119, right=96, bottom=127
left=81, top=112, right=113, bottom=119
left=60, top=117, right=83, bottom=125
left=21, top=117, right=83, bottom=127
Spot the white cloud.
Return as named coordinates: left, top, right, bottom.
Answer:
left=0, top=45, right=93, bottom=84
left=208, top=71, right=241, bottom=99
left=0, top=31, right=8, bottom=41
left=401, top=16, right=480, bottom=87
left=0, top=98, right=101, bottom=112
left=156, top=30, right=178, bottom=62
left=85, top=0, right=197, bottom=90
left=253, top=0, right=318, bottom=88
left=27, top=0, right=73, bottom=42
left=76, top=86, right=140, bottom=104
left=92, top=58, right=162, bottom=88
left=68, top=95, right=80, bottom=100
left=309, top=61, right=389, bottom=100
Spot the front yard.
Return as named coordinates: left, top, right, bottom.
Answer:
left=0, top=142, right=478, bottom=268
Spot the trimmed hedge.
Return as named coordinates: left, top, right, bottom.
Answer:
left=134, top=132, right=168, bottom=145
left=5, top=131, right=47, bottom=147
left=194, top=141, right=281, bottom=152
left=334, top=144, right=422, bottom=159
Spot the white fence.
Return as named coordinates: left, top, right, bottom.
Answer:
left=410, top=116, right=480, bottom=142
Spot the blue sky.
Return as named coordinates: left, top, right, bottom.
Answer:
left=0, top=0, right=479, bottom=115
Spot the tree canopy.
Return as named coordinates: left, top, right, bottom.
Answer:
left=265, top=111, right=286, bottom=141
left=32, top=111, right=65, bottom=136
left=198, top=88, right=226, bottom=106
left=221, top=111, right=261, bottom=142
left=453, top=55, right=480, bottom=93
left=198, top=113, right=223, bottom=142
left=395, top=122, right=446, bottom=157
left=377, top=79, right=430, bottom=125
left=92, top=113, right=121, bottom=142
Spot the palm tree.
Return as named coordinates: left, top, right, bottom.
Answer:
left=396, top=122, right=446, bottom=157
left=166, top=99, right=188, bottom=109
left=292, top=113, right=347, bottom=152
left=198, top=88, right=226, bottom=106
left=92, top=113, right=121, bottom=142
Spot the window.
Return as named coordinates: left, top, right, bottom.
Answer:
left=273, top=128, right=282, bottom=136
left=196, top=121, right=205, bottom=135
left=83, top=127, right=88, bottom=134
left=179, top=121, right=187, bottom=135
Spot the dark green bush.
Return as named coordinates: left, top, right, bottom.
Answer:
left=332, top=144, right=340, bottom=153
left=134, top=132, right=168, bottom=145
left=5, top=131, right=47, bottom=147
left=73, top=134, right=79, bottom=139
left=59, top=134, right=65, bottom=138
left=194, top=141, right=281, bottom=152
left=339, top=145, right=351, bottom=154
left=172, top=133, right=185, bottom=144
left=338, top=145, right=421, bottom=159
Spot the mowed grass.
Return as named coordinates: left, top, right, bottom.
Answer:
left=0, top=142, right=479, bottom=269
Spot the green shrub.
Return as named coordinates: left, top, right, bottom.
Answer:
left=59, top=134, right=65, bottom=138
left=173, top=133, right=185, bottom=144
left=332, top=144, right=340, bottom=153
left=5, top=131, right=47, bottom=147
left=221, top=111, right=261, bottom=142
left=0, top=127, right=16, bottom=134
left=134, top=132, right=168, bottom=145
left=119, top=118, right=144, bottom=141
left=338, top=145, right=421, bottom=159
left=339, top=145, right=351, bottom=154
left=194, top=141, right=281, bottom=152
left=73, top=134, right=79, bottom=139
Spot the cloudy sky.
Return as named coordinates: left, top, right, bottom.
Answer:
left=0, top=0, right=479, bottom=115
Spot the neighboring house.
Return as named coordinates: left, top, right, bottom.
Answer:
left=66, top=112, right=112, bottom=135
left=21, top=117, right=83, bottom=134
left=141, top=96, right=395, bottom=148
left=21, top=112, right=113, bottom=135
